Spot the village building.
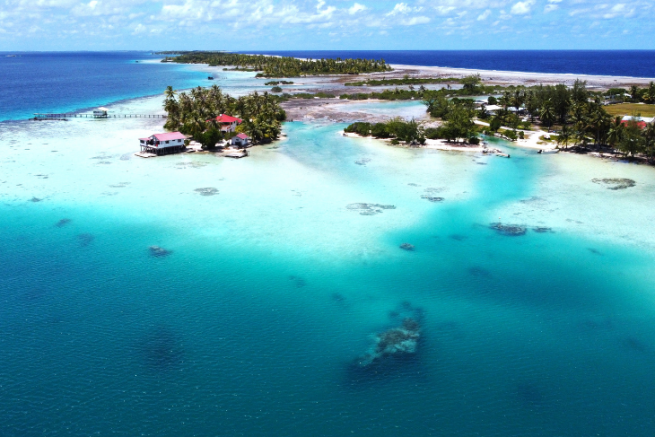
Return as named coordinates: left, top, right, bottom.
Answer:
left=621, top=116, right=654, bottom=129
left=138, top=132, right=186, bottom=156
left=212, top=114, right=243, bottom=132
left=231, top=133, right=250, bottom=147
left=93, top=107, right=108, bottom=118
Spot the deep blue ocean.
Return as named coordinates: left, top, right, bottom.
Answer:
left=244, top=50, right=655, bottom=78
left=0, top=51, right=208, bottom=122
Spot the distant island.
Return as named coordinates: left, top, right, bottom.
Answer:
left=159, top=51, right=655, bottom=164
left=161, top=51, right=392, bottom=78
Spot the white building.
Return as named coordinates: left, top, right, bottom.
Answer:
left=231, top=133, right=250, bottom=147
left=93, top=107, right=108, bottom=118
left=139, top=132, right=186, bottom=155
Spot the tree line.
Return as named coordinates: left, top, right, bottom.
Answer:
left=163, top=85, right=287, bottom=148
left=473, top=80, right=655, bottom=160
left=165, top=52, right=392, bottom=77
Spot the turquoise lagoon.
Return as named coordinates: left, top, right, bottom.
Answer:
left=2, top=91, right=655, bottom=437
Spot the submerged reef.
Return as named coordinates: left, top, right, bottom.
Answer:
left=78, top=233, right=94, bottom=247
left=489, top=223, right=527, bottom=236
left=355, top=158, right=371, bottom=166
left=516, top=382, right=545, bottom=409
left=288, top=275, right=307, bottom=288
left=194, top=187, right=219, bottom=196
left=109, top=182, right=131, bottom=188
left=55, top=218, right=72, bottom=228
left=149, top=246, right=172, bottom=258
left=140, top=326, right=184, bottom=370
left=421, top=195, right=444, bottom=203
left=468, top=266, right=492, bottom=278
left=399, top=243, right=415, bottom=251
left=532, top=227, right=553, bottom=233
left=355, top=302, right=423, bottom=368
left=347, top=203, right=396, bottom=216
left=592, top=178, right=636, bottom=190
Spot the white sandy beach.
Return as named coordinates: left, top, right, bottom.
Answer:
left=386, top=64, right=655, bottom=88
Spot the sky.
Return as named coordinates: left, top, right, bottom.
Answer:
left=0, top=0, right=653, bottom=51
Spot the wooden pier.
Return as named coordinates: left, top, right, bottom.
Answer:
left=33, top=113, right=167, bottom=121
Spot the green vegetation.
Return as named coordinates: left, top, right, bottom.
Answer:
left=163, top=85, right=286, bottom=147
left=344, top=119, right=425, bottom=144
left=265, top=81, right=294, bottom=85
left=271, top=86, right=283, bottom=93
left=603, top=82, right=655, bottom=104
left=166, top=52, right=392, bottom=77
left=466, top=80, right=655, bottom=159
left=345, top=76, right=460, bottom=87
left=422, top=98, right=478, bottom=143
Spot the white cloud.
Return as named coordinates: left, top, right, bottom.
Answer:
left=401, top=16, right=430, bottom=25
left=386, top=2, right=423, bottom=16
left=348, top=2, right=366, bottom=14
left=603, top=4, right=634, bottom=19
left=510, top=0, right=534, bottom=15
left=477, top=9, right=491, bottom=20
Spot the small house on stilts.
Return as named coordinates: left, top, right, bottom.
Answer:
left=138, top=132, right=187, bottom=157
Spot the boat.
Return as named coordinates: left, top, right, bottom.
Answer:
left=538, top=149, right=560, bottom=154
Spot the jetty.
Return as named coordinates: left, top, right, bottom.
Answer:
left=33, top=113, right=167, bottom=121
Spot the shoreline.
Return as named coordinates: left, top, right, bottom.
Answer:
left=387, top=63, right=655, bottom=87
left=342, top=131, right=493, bottom=153
left=6, top=54, right=652, bottom=124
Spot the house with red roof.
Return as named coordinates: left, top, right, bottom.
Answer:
left=231, top=133, right=250, bottom=147
left=138, top=132, right=187, bottom=156
left=621, top=116, right=654, bottom=129
left=212, top=114, right=243, bottom=132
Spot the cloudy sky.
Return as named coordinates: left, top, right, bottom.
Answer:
left=0, top=0, right=652, bottom=50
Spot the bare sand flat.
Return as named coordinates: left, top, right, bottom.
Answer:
left=386, top=64, right=655, bottom=88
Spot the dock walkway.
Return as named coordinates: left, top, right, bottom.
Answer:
left=33, top=113, right=167, bottom=121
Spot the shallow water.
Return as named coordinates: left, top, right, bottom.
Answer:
left=2, top=70, right=655, bottom=437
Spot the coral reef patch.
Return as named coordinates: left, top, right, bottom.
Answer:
left=355, top=302, right=424, bottom=368
left=592, top=178, right=636, bottom=190
left=399, top=243, right=415, bottom=251
left=149, top=246, right=172, bottom=258
left=288, top=275, right=307, bottom=288
left=347, top=203, right=396, bottom=216
left=490, top=223, right=527, bottom=236
left=194, top=187, right=219, bottom=196
left=140, top=326, right=184, bottom=370
left=421, top=195, right=444, bottom=202
left=55, top=218, right=71, bottom=228
left=78, top=233, right=94, bottom=247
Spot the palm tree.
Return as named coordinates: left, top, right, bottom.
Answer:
left=607, top=116, right=624, bottom=151
left=573, top=122, right=588, bottom=147
left=540, top=100, right=556, bottom=130
left=557, top=125, right=571, bottom=149
left=643, top=123, right=655, bottom=163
